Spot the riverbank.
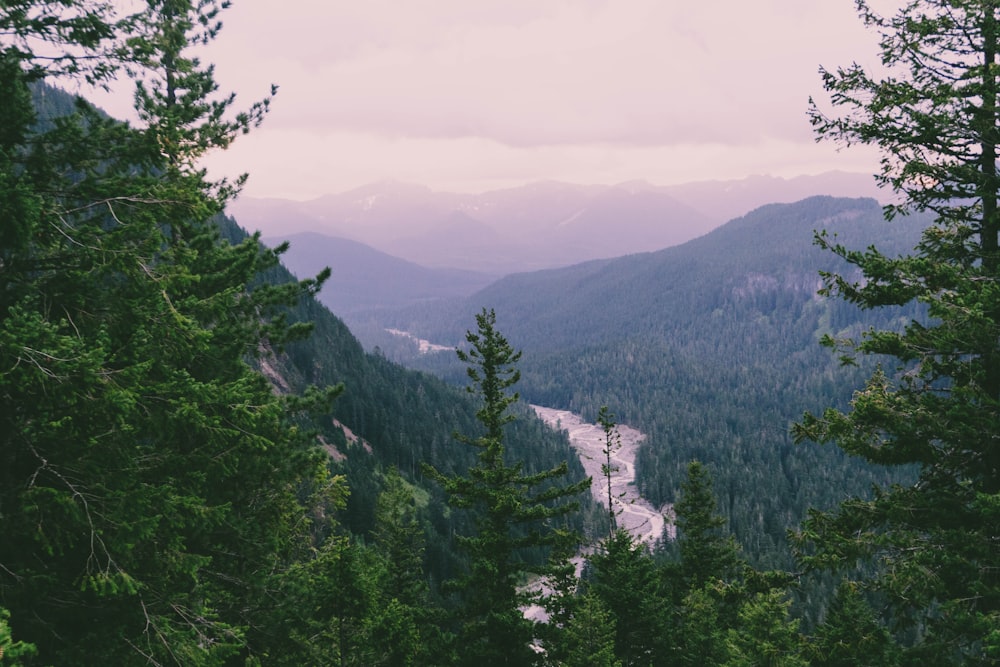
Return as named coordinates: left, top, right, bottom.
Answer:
left=531, top=406, right=673, bottom=544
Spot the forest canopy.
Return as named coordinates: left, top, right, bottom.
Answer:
left=3, top=1, right=1000, bottom=665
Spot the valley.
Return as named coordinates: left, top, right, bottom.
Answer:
left=373, top=327, right=671, bottom=546
left=320, top=195, right=928, bottom=573
left=11, top=1, right=993, bottom=662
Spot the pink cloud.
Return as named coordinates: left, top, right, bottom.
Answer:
left=186, top=0, right=896, bottom=197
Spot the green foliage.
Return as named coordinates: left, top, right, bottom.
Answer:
left=723, top=589, right=808, bottom=667
left=644, top=458, right=816, bottom=667
left=0, top=2, right=342, bottom=664
left=457, top=308, right=522, bottom=443
left=673, top=585, right=727, bottom=667
left=532, top=541, right=583, bottom=663
left=805, top=582, right=900, bottom=667
left=673, top=460, right=743, bottom=590
left=282, top=538, right=383, bottom=666
left=369, top=467, right=445, bottom=667
left=0, top=608, right=37, bottom=666
left=659, top=460, right=750, bottom=666
left=372, top=467, right=429, bottom=606
left=0, top=0, right=120, bottom=83
left=586, top=530, right=665, bottom=666
left=424, top=308, right=590, bottom=666
left=558, top=592, right=622, bottom=667
left=794, top=0, right=1000, bottom=662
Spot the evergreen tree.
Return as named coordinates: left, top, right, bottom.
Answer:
left=673, top=585, right=727, bottom=667
left=369, top=467, right=443, bottom=667
left=559, top=592, right=622, bottom=667
left=424, top=308, right=590, bottom=667
left=586, top=530, right=665, bottom=666
left=794, top=1, right=1000, bottom=661
left=534, top=540, right=583, bottom=664
left=806, top=582, right=900, bottom=667
left=674, top=460, right=742, bottom=590
left=724, top=590, right=808, bottom=667
left=660, top=461, right=745, bottom=666
left=597, top=406, right=623, bottom=538
left=0, top=2, right=340, bottom=663
left=372, top=467, right=429, bottom=608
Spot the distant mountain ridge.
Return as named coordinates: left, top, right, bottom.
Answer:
left=229, top=172, right=883, bottom=274
left=263, top=231, right=498, bottom=315
left=378, top=195, right=918, bottom=354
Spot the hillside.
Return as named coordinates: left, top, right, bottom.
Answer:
left=214, top=216, right=595, bottom=571
left=5, top=75, right=598, bottom=663
left=263, top=231, right=498, bottom=315
left=376, top=196, right=928, bottom=567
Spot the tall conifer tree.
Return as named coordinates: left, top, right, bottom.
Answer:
left=0, top=1, right=340, bottom=663
left=586, top=530, right=664, bottom=666
left=674, top=460, right=742, bottom=590
left=795, top=1, right=1000, bottom=661
left=597, top=406, right=623, bottom=539
left=424, top=308, right=590, bottom=667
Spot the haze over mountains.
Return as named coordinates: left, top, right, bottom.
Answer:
left=380, top=196, right=924, bottom=356
left=233, top=170, right=883, bottom=276
left=262, top=232, right=499, bottom=315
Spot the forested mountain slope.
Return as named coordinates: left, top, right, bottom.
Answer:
left=7, top=0, right=993, bottom=661
left=213, top=216, right=595, bottom=578
left=5, top=13, right=599, bottom=653
left=382, top=196, right=928, bottom=567
left=30, top=78, right=594, bottom=556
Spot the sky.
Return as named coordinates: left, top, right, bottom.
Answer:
left=102, top=1, right=898, bottom=200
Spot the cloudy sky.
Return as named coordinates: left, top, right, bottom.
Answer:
left=139, top=1, right=895, bottom=200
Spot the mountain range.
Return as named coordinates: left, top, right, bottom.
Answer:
left=265, top=232, right=498, bottom=315
left=230, top=166, right=923, bottom=572
left=347, top=195, right=929, bottom=570
left=232, top=171, right=884, bottom=275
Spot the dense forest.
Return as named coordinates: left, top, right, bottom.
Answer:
left=377, top=195, right=928, bottom=574
left=3, top=1, right=1000, bottom=665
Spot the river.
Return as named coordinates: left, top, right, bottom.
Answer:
left=523, top=406, right=672, bottom=623
left=531, top=405, right=673, bottom=545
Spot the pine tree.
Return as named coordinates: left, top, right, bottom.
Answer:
left=597, top=406, right=623, bottom=538
left=372, top=467, right=429, bottom=608
left=807, top=582, right=900, bottom=667
left=559, top=592, right=622, bottom=667
left=724, top=590, right=808, bottom=667
left=369, top=467, right=441, bottom=667
left=534, top=540, right=583, bottom=664
left=0, top=2, right=340, bottom=663
left=660, top=461, right=744, bottom=666
left=794, top=1, right=1000, bottom=661
left=586, top=530, right=665, bottom=666
left=424, top=308, right=590, bottom=667
left=674, top=460, right=742, bottom=590
left=673, top=585, right=727, bottom=667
